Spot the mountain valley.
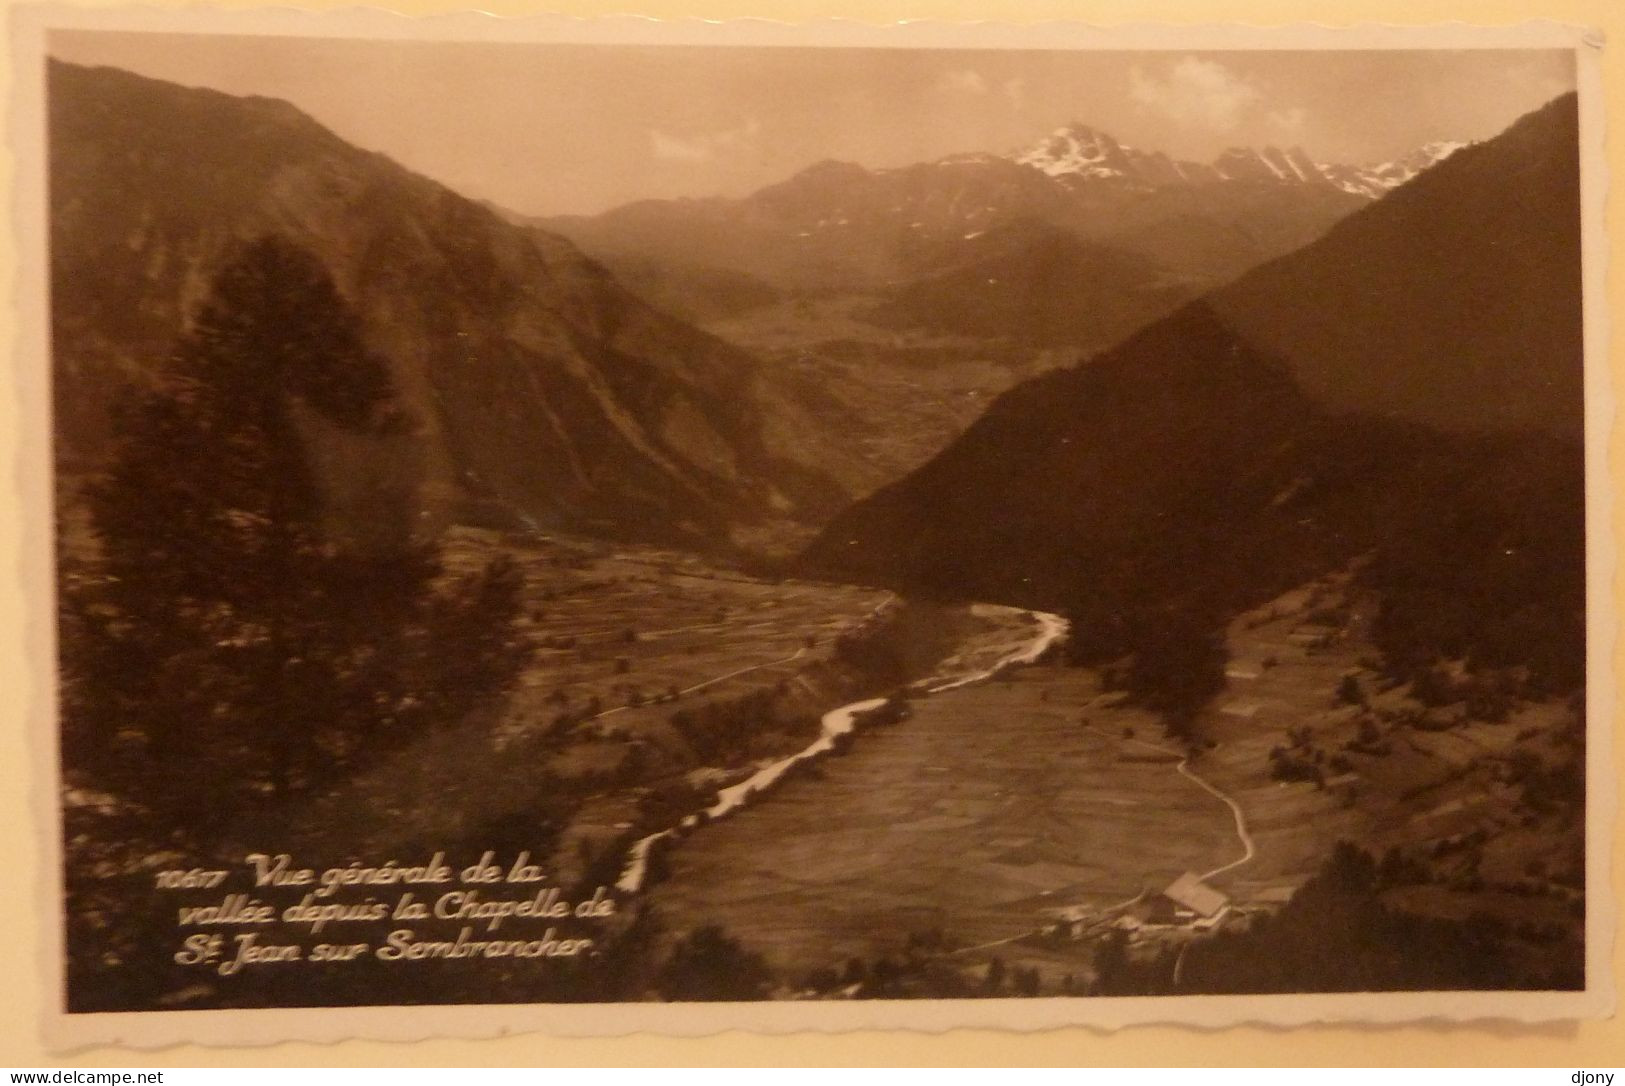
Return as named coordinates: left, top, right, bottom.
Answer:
left=537, top=121, right=1473, bottom=509
left=46, top=46, right=1590, bottom=1011
left=50, top=60, right=849, bottom=550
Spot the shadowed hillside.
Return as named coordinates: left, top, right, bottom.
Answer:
left=804, top=95, right=1584, bottom=693
left=50, top=60, right=846, bottom=548
left=1209, top=94, right=1582, bottom=435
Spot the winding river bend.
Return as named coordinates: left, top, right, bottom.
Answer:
left=615, top=605, right=1070, bottom=893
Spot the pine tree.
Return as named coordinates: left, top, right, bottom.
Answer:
left=63, top=235, right=528, bottom=831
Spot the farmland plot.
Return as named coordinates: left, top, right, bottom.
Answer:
left=256, top=527, right=896, bottom=865
left=646, top=666, right=1240, bottom=975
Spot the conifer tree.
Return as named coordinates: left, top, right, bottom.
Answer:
left=63, top=235, right=528, bottom=831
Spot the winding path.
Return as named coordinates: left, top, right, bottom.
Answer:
left=1084, top=724, right=1256, bottom=882
left=1178, top=761, right=1257, bottom=882
left=951, top=726, right=1257, bottom=960
left=588, top=649, right=806, bottom=722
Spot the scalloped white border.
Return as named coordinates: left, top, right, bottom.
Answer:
left=8, top=5, right=1613, bottom=1051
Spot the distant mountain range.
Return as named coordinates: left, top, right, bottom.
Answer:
left=802, top=94, right=1583, bottom=686
left=49, top=60, right=848, bottom=549
left=532, top=119, right=1468, bottom=506
left=541, top=122, right=1463, bottom=316
left=1014, top=122, right=1465, bottom=197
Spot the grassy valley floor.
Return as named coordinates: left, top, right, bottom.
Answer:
left=638, top=568, right=1584, bottom=996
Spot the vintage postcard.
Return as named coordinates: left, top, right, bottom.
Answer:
left=9, top=6, right=1613, bottom=1048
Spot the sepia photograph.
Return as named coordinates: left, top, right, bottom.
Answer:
left=15, top=9, right=1610, bottom=1041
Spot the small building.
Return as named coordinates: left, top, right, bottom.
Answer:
left=1044, top=891, right=1149, bottom=940
left=1160, top=872, right=1229, bottom=920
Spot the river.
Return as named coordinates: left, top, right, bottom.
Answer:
left=615, top=604, right=1069, bottom=893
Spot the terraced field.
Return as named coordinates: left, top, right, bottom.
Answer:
left=1197, top=575, right=1586, bottom=932
left=255, top=527, right=895, bottom=864
left=707, top=295, right=1063, bottom=503
left=645, top=664, right=1240, bottom=977
left=241, top=530, right=1579, bottom=993
left=643, top=568, right=1585, bottom=989
left=440, top=528, right=890, bottom=751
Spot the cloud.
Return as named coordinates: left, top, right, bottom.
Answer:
left=934, top=69, right=988, bottom=96
left=1002, top=76, right=1026, bottom=109
left=1267, top=106, right=1309, bottom=139
left=650, top=131, right=712, bottom=162
left=1129, top=56, right=1262, bottom=131
left=649, top=117, right=761, bottom=163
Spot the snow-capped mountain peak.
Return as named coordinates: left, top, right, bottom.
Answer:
left=1013, top=124, right=1207, bottom=187
left=1014, top=123, right=1137, bottom=180
left=1320, top=140, right=1469, bottom=197
left=1009, top=123, right=1470, bottom=198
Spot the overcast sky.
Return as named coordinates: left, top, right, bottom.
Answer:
left=49, top=32, right=1575, bottom=216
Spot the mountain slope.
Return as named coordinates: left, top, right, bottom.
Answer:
left=543, top=154, right=1083, bottom=294
left=544, top=122, right=1455, bottom=306
left=1208, top=98, right=1581, bottom=434
left=50, top=61, right=845, bottom=547
left=802, top=95, right=1583, bottom=682
left=528, top=120, right=1424, bottom=511
left=864, top=219, right=1191, bottom=347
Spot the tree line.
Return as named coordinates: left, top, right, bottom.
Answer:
left=59, top=236, right=532, bottom=1009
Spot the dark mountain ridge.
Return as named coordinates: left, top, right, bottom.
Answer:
left=803, top=94, right=1584, bottom=692
left=1209, top=95, right=1581, bottom=435
left=50, top=60, right=845, bottom=548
